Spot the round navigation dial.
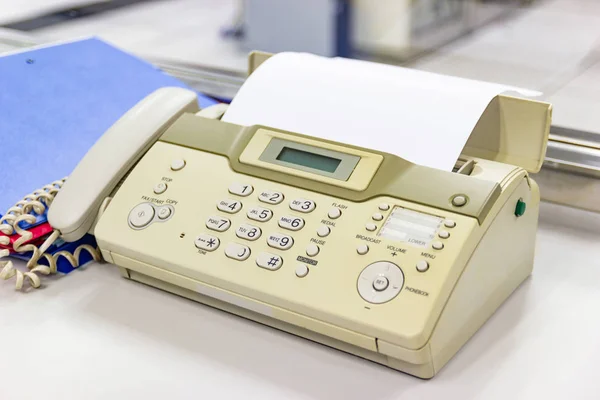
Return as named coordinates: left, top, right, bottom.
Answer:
left=357, top=261, right=404, bottom=304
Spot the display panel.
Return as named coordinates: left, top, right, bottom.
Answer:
left=276, top=147, right=342, bottom=173
left=378, top=207, right=443, bottom=248
left=258, top=137, right=361, bottom=181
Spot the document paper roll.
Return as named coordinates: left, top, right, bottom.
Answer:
left=223, top=52, right=539, bottom=171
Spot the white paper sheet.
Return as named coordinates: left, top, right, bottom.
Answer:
left=223, top=52, right=540, bottom=171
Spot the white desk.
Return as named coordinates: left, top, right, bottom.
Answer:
left=2, top=202, right=600, bottom=400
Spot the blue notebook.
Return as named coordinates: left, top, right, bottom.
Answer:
left=0, top=37, right=218, bottom=215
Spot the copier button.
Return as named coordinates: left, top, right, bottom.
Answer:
left=157, top=206, right=172, bottom=220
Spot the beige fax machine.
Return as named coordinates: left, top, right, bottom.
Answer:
left=48, top=58, right=552, bottom=378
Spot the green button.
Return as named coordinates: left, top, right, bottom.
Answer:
left=515, top=199, right=526, bottom=217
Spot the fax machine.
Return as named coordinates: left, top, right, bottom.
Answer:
left=48, top=54, right=552, bottom=378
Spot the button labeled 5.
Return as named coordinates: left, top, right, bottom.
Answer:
left=278, top=215, right=305, bottom=231
left=289, top=199, right=316, bottom=213
left=247, top=207, right=273, bottom=222
left=236, top=224, right=262, bottom=241
left=206, top=216, right=231, bottom=232
left=267, top=233, right=294, bottom=250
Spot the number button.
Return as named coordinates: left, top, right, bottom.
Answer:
left=236, top=224, right=262, bottom=241
left=229, top=183, right=254, bottom=197
left=278, top=215, right=305, bottom=231
left=256, top=252, right=283, bottom=271
left=289, top=198, right=316, bottom=213
left=206, top=216, right=231, bottom=232
left=258, top=190, right=284, bottom=205
left=247, top=207, right=273, bottom=222
left=217, top=199, right=242, bottom=214
left=194, top=234, right=220, bottom=251
left=225, top=243, right=251, bottom=261
left=267, top=233, right=294, bottom=250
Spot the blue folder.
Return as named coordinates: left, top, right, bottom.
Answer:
left=0, top=37, right=217, bottom=215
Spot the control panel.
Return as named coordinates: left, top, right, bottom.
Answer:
left=97, top=140, right=475, bottom=350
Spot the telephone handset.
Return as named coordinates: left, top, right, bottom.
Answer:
left=48, top=87, right=199, bottom=242
left=0, top=87, right=199, bottom=290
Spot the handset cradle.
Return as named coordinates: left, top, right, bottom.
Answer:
left=49, top=87, right=199, bottom=242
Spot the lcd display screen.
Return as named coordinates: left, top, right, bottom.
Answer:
left=276, top=146, right=342, bottom=173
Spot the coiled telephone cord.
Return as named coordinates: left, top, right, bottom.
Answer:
left=0, top=179, right=101, bottom=290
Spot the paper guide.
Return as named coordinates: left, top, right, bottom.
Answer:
left=223, top=52, right=540, bottom=171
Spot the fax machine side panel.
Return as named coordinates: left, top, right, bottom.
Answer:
left=428, top=175, right=539, bottom=374
left=94, top=140, right=481, bottom=351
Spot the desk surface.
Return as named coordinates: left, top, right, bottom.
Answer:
left=2, top=202, right=600, bottom=400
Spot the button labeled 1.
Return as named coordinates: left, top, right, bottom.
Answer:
left=290, top=199, right=316, bottom=213
left=225, top=243, right=251, bottom=261
left=267, top=233, right=294, bottom=250
left=256, top=252, right=283, bottom=271
left=229, top=183, right=253, bottom=197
